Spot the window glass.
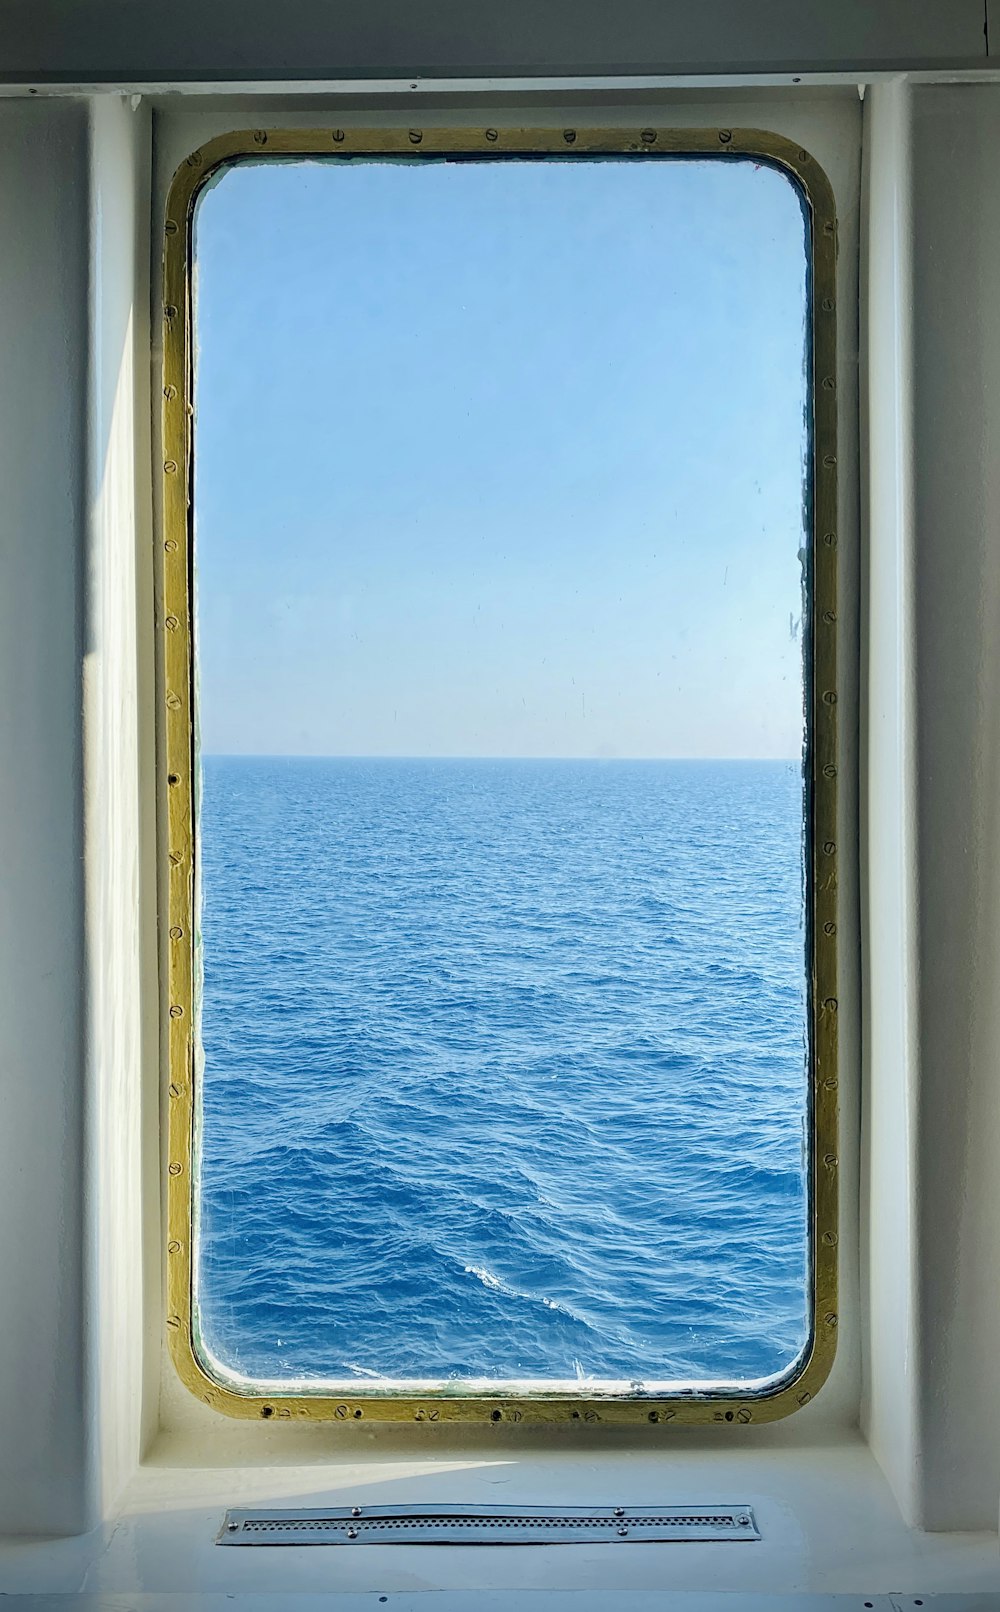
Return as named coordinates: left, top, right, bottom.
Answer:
left=190, top=152, right=813, bottom=1396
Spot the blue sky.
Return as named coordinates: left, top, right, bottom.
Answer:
left=193, top=154, right=808, bottom=758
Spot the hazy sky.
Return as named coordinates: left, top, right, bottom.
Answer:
left=193, top=154, right=809, bottom=758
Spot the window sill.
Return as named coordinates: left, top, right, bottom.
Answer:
left=2, top=1435, right=996, bottom=1598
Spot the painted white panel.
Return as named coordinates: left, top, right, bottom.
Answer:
left=0, top=98, right=91, bottom=1537
left=907, top=82, right=1000, bottom=1533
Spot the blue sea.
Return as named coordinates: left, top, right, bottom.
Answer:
left=194, top=757, right=809, bottom=1390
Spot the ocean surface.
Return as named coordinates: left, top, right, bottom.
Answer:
left=194, top=757, right=810, bottom=1389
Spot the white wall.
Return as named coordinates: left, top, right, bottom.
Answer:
left=0, top=92, right=152, bottom=1537
left=907, top=83, right=1000, bottom=1531
left=0, top=98, right=91, bottom=1537
left=862, top=79, right=1000, bottom=1534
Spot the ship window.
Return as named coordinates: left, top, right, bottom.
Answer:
left=161, top=129, right=839, bottom=1424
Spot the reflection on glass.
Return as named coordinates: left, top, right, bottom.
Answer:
left=192, top=155, right=810, bottom=1392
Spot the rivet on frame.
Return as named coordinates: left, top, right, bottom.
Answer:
left=164, top=384, right=177, bottom=401
left=797, top=1391, right=811, bottom=1406
left=718, top=129, right=732, bottom=144
left=253, top=129, right=268, bottom=145
left=169, top=925, right=184, bottom=940
left=164, top=538, right=178, bottom=553
left=168, top=1162, right=183, bottom=1176
left=169, top=1003, right=184, bottom=1018
left=164, top=616, right=179, bottom=632
left=822, top=610, right=837, bottom=625
left=168, top=850, right=183, bottom=866
left=186, top=150, right=203, bottom=168
left=164, top=304, right=177, bottom=320
left=823, top=1230, right=839, bottom=1247
left=823, top=219, right=835, bottom=235
left=823, top=921, right=837, bottom=936
left=332, top=129, right=345, bottom=143
left=164, top=459, right=178, bottom=474
left=640, top=129, right=657, bottom=144
left=823, top=840, right=836, bottom=856
left=563, top=129, right=577, bottom=144
left=823, top=998, right=838, bottom=1015
left=166, top=1314, right=181, bottom=1328
left=823, top=453, right=837, bottom=469
left=168, top=1082, right=183, bottom=1098
left=823, top=690, right=837, bottom=705
left=825, top=1312, right=839, bottom=1329
left=823, top=531, right=836, bottom=546
left=824, top=1152, right=839, bottom=1169
left=822, top=296, right=835, bottom=312
left=166, top=691, right=181, bottom=710
left=798, top=148, right=809, bottom=162
left=823, top=762, right=837, bottom=778
left=408, top=129, right=423, bottom=144
left=822, top=376, right=836, bottom=390
left=823, top=1075, right=838, bottom=1091
left=165, top=219, right=178, bottom=236
left=485, top=128, right=499, bottom=142
left=167, top=1239, right=181, bottom=1254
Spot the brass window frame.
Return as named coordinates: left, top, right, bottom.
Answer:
left=161, top=125, right=839, bottom=1426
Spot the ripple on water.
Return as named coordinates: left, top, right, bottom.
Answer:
left=196, top=757, right=810, bottom=1387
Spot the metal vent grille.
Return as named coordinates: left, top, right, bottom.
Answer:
left=217, top=1503, right=759, bottom=1546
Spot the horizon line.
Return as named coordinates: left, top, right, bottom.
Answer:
left=200, top=751, right=802, bottom=763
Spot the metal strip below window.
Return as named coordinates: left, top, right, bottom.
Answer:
left=217, top=1503, right=760, bottom=1545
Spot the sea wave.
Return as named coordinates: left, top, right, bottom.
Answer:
left=195, top=756, right=810, bottom=1387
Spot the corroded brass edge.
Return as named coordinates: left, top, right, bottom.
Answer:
left=161, top=126, right=838, bottom=1425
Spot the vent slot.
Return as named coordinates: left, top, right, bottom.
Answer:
left=218, top=1503, right=759, bottom=1546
